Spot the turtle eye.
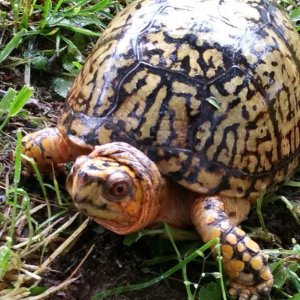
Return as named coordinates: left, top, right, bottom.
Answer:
left=104, top=171, right=133, bottom=201
left=110, top=181, right=130, bottom=197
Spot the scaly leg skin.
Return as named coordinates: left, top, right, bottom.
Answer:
left=191, top=197, right=273, bottom=300
left=22, top=128, right=89, bottom=174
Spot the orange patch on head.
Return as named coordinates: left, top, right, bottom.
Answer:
left=120, top=181, right=143, bottom=217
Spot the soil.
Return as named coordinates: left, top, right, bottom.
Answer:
left=1, top=67, right=300, bottom=300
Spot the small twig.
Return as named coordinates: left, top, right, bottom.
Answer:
left=67, top=243, right=95, bottom=281
left=12, top=216, right=66, bottom=250
left=0, top=287, right=31, bottom=299
left=20, top=268, right=42, bottom=281
left=15, top=204, right=47, bottom=226
left=23, top=277, right=79, bottom=300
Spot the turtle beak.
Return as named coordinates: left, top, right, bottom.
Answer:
left=66, top=155, right=91, bottom=203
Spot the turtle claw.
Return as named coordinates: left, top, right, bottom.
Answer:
left=229, top=280, right=273, bottom=300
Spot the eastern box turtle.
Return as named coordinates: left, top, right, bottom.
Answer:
left=22, top=0, right=300, bottom=299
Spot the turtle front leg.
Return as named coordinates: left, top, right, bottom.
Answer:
left=191, top=197, right=273, bottom=300
left=22, top=128, right=89, bottom=173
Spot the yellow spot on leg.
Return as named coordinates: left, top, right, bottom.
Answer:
left=221, top=245, right=234, bottom=259
left=260, top=269, right=272, bottom=281
left=226, top=260, right=245, bottom=272
left=220, top=221, right=231, bottom=230
left=235, top=227, right=245, bottom=236
left=237, top=242, right=245, bottom=252
left=226, top=233, right=238, bottom=244
left=242, top=252, right=252, bottom=262
left=211, top=228, right=221, bottom=239
left=250, top=256, right=263, bottom=271
left=244, top=237, right=260, bottom=253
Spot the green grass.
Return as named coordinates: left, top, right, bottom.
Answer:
left=1, top=0, right=300, bottom=299
left=0, top=0, right=125, bottom=95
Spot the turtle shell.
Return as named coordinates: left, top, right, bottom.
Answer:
left=58, top=0, right=300, bottom=201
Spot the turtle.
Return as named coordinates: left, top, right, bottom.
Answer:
left=22, top=0, right=300, bottom=299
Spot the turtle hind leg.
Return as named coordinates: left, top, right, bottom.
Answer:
left=191, top=196, right=273, bottom=300
left=22, top=128, right=89, bottom=173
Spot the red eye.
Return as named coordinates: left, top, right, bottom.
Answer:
left=104, top=172, right=133, bottom=201
left=110, top=181, right=129, bottom=197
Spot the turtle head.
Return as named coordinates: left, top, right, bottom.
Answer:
left=67, top=142, right=164, bottom=234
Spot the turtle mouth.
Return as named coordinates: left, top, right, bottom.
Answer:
left=71, top=190, right=143, bottom=233
left=74, top=201, right=136, bottom=223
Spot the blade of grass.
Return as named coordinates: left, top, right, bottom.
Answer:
left=214, top=239, right=227, bottom=300
left=0, top=29, right=27, bottom=64
left=266, top=195, right=300, bottom=225
left=61, top=36, right=81, bottom=55
left=164, top=223, right=193, bottom=300
left=23, top=193, right=35, bottom=253
left=21, top=154, right=52, bottom=218
left=8, top=85, right=33, bottom=117
left=0, top=85, right=32, bottom=131
left=0, top=237, right=12, bottom=279
left=53, top=0, right=65, bottom=13
left=256, top=186, right=268, bottom=233
left=25, top=277, right=79, bottom=300
left=284, top=180, right=300, bottom=188
left=80, top=0, right=110, bottom=13
left=0, top=88, right=17, bottom=118
left=21, top=0, right=31, bottom=29
left=8, top=130, right=23, bottom=239
left=40, top=0, right=52, bottom=29
left=55, top=25, right=101, bottom=36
